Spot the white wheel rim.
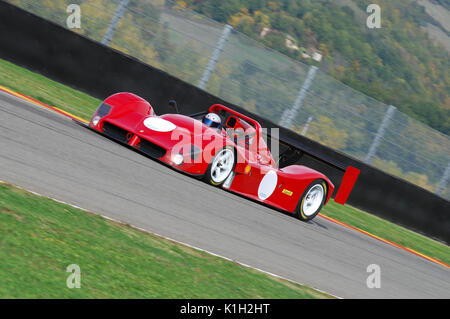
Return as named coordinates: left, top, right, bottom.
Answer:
left=211, top=149, right=234, bottom=183
left=302, top=184, right=324, bottom=216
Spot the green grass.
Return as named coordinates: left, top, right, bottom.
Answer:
left=0, top=56, right=448, bottom=277
left=0, top=183, right=330, bottom=298
left=0, top=58, right=100, bottom=120
left=321, top=202, right=450, bottom=266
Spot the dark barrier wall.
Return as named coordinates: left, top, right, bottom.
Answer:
left=1, top=2, right=449, bottom=243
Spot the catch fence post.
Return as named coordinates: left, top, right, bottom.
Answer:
left=364, top=105, right=396, bottom=164
left=101, top=0, right=130, bottom=46
left=198, top=24, right=233, bottom=90
left=436, top=161, right=450, bottom=196
left=279, top=65, right=318, bottom=128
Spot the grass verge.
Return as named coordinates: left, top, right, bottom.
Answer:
left=0, top=57, right=449, bottom=268
left=0, top=182, right=330, bottom=298
left=322, top=201, right=450, bottom=265
left=0, top=58, right=100, bottom=120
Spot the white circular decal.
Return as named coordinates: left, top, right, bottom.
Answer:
left=258, top=170, right=278, bottom=200
left=143, top=117, right=176, bottom=132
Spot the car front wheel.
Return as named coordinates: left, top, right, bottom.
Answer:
left=204, top=146, right=235, bottom=186
left=295, top=179, right=327, bottom=221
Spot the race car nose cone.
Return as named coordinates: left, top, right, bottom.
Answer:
left=143, top=117, right=176, bottom=132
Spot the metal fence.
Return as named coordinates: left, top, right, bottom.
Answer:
left=7, top=0, right=450, bottom=200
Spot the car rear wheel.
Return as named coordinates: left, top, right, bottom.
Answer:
left=295, top=179, right=327, bottom=221
left=204, top=146, right=235, bottom=186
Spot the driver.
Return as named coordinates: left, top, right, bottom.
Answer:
left=202, top=112, right=222, bottom=129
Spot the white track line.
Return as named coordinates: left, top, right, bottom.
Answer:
left=0, top=179, right=341, bottom=298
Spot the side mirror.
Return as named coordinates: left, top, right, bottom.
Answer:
left=168, top=100, right=179, bottom=113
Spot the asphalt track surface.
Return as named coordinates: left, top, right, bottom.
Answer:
left=0, top=91, right=449, bottom=298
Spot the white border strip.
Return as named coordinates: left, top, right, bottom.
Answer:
left=0, top=179, right=341, bottom=299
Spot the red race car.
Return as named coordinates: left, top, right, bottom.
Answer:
left=82, top=92, right=359, bottom=221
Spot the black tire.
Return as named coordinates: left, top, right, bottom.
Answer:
left=204, top=146, right=236, bottom=186
left=295, top=179, right=328, bottom=221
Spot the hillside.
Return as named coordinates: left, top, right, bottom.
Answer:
left=5, top=0, right=449, bottom=197
left=182, top=0, right=450, bottom=134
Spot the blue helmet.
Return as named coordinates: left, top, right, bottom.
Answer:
left=202, top=112, right=221, bottom=129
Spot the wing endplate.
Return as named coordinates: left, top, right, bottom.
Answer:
left=334, top=166, right=360, bottom=205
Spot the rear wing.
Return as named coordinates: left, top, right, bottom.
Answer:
left=266, top=130, right=360, bottom=205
